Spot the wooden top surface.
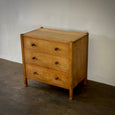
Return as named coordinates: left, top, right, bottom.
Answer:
left=23, top=28, right=88, bottom=43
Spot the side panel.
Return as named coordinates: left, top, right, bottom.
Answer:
left=72, top=35, right=88, bottom=88
left=20, top=34, right=28, bottom=86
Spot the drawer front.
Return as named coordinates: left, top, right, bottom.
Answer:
left=25, top=50, right=70, bottom=73
left=24, top=37, right=69, bottom=57
left=26, top=64, right=70, bottom=89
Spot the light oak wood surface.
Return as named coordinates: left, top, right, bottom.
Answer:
left=21, top=27, right=88, bottom=100
left=24, top=37, right=69, bottom=57
left=26, top=64, right=70, bottom=89
left=20, top=34, right=28, bottom=87
left=23, top=28, right=87, bottom=42
left=72, top=36, right=88, bottom=88
left=24, top=50, right=70, bottom=73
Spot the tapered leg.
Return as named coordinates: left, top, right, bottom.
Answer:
left=24, top=77, right=28, bottom=87
left=69, top=88, right=73, bottom=100
left=83, top=76, right=87, bottom=85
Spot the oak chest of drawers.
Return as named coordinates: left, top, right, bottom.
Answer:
left=20, top=27, right=88, bottom=99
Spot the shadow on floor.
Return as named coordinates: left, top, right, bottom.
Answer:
left=0, top=58, right=115, bottom=115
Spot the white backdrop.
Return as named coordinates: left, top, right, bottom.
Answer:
left=0, top=0, right=115, bottom=86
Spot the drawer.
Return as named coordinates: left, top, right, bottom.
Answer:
left=24, top=37, right=69, bottom=57
left=24, top=50, right=70, bottom=73
left=26, top=64, right=70, bottom=89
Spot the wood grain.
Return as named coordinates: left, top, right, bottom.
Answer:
left=24, top=37, right=70, bottom=57
left=72, top=35, right=88, bottom=88
left=20, top=34, right=28, bottom=86
left=23, top=28, right=87, bottom=42
left=26, top=64, right=70, bottom=89
left=21, top=27, right=89, bottom=99
left=24, top=49, right=70, bottom=73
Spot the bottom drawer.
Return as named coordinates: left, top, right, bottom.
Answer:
left=26, top=64, right=70, bottom=89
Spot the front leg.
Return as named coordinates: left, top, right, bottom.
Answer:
left=83, top=76, right=87, bottom=85
left=24, top=77, right=28, bottom=87
left=69, top=88, right=73, bottom=100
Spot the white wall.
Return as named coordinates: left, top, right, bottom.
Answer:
left=0, top=0, right=115, bottom=86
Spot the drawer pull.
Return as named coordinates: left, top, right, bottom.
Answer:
left=55, top=61, right=59, bottom=65
left=32, top=57, right=36, bottom=60
left=54, top=48, right=58, bottom=51
left=33, top=72, right=37, bottom=74
left=31, top=43, right=36, bottom=46
left=55, top=77, right=59, bottom=80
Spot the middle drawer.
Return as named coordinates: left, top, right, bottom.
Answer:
left=24, top=50, right=70, bottom=73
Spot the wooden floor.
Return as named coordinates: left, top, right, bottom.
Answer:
left=0, top=58, right=115, bottom=115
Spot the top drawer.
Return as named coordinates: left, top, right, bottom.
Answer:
left=24, top=37, right=70, bottom=57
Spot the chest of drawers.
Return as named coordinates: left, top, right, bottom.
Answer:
left=20, top=27, right=88, bottom=99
